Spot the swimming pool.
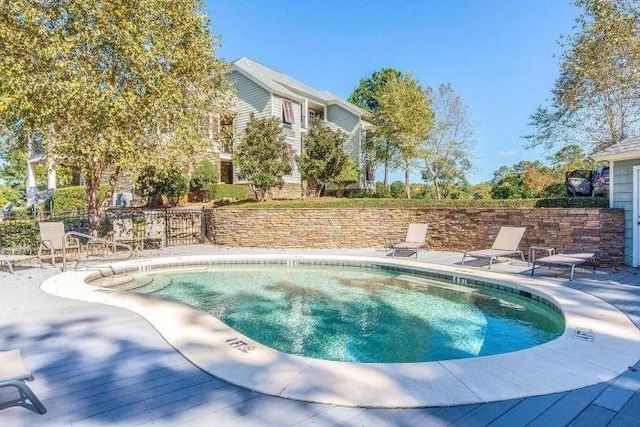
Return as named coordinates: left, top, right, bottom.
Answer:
left=40, top=252, right=640, bottom=408
left=106, top=264, right=564, bottom=363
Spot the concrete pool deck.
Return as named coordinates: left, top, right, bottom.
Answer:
left=2, top=245, right=640, bottom=425
left=39, top=253, right=640, bottom=408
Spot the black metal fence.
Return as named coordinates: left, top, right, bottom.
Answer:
left=0, top=208, right=207, bottom=252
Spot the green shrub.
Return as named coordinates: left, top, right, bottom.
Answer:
left=541, top=182, right=566, bottom=198
left=214, top=184, right=249, bottom=200
left=52, top=186, right=87, bottom=213
left=0, top=220, right=40, bottom=250
left=222, top=197, right=612, bottom=209
left=51, top=185, right=108, bottom=214
left=374, top=182, right=390, bottom=198
left=201, top=183, right=216, bottom=202
left=137, top=166, right=188, bottom=205
left=0, top=186, right=21, bottom=205
left=535, top=197, right=609, bottom=208
left=389, top=181, right=405, bottom=198
left=191, top=159, right=219, bottom=192
left=410, top=184, right=430, bottom=199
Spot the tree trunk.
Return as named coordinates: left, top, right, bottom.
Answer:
left=87, top=179, right=101, bottom=236
left=383, top=143, right=389, bottom=187
left=432, top=165, right=442, bottom=200
left=87, top=169, right=119, bottom=236
left=404, top=157, right=411, bottom=199
left=383, top=162, right=388, bottom=187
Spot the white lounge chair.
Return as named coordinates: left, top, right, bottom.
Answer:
left=531, top=250, right=597, bottom=281
left=0, top=349, right=46, bottom=414
left=390, top=223, right=429, bottom=258
left=38, top=222, right=80, bottom=265
left=461, top=226, right=526, bottom=269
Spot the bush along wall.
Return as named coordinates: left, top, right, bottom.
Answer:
left=0, top=220, right=40, bottom=251
left=51, top=185, right=109, bottom=214
left=214, top=184, right=249, bottom=200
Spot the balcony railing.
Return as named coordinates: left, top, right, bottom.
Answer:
left=219, top=139, right=233, bottom=154
left=302, top=112, right=324, bottom=129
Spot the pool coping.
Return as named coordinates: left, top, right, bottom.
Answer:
left=40, top=254, right=640, bottom=408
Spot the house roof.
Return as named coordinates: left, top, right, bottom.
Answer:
left=232, top=57, right=369, bottom=118
left=592, top=135, right=640, bottom=161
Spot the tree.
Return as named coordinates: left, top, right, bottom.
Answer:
left=0, top=1, right=231, bottom=232
left=489, top=161, right=555, bottom=199
left=547, top=144, right=594, bottom=172
left=0, top=185, right=20, bottom=205
left=190, top=159, right=219, bottom=201
left=525, top=0, right=640, bottom=152
left=235, top=116, right=291, bottom=201
left=521, top=162, right=556, bottom=196
left=376, top=74, right=434, bottom=199
left=471, top=182, right=492, bottom=199
left=331, top=157, right=360, bottom=197
left=421, top=84, right=474, bottom=200
left=297, top=120, right=349, bottom=196
left=137, top=165, right=189, bottom=206
left=389, top=180, right=406, bottom=198
left=348, top=68, right=403, bottom=186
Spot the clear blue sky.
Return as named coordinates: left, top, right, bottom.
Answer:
left=204, top=0, right=579, bottom=184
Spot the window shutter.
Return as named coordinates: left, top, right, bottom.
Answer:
left=282, top=99, right=294, bottom=124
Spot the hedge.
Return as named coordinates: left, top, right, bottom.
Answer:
left=214, top=184, right=249, bottom=200
left=0, top=214, right=93, bottom=250
left=52, top=185, right=109, bottom=214
left=0, top=220, right=40, bottom=251
left=220, top=197, right=610, bottom=209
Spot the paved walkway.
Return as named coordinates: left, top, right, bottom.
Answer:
left=1, top=246, right=640, bottom=426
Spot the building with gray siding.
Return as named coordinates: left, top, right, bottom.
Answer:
left=593, top=136, right=640, bottom=266
left=220, top=57, right=373, bottom=194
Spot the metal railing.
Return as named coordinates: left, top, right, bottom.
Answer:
left=0, top=209, right=208, bottom=268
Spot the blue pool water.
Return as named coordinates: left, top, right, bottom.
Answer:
left=120, top=264, right=565, bottom=363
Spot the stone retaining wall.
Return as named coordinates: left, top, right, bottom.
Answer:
left=207, top=208, right=624, bottom=266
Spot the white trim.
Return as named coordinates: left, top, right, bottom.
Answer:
left=633, top=165, right=640, bottom=267
left=593, top=149, right=640, bottom=162
left=610, top=162, right=615, bottom=208
left=303, top=99, right=309, bottom=129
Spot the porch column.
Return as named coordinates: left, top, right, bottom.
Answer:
left=26, top=161, right=37, bottom=190
left=47, top=158, right=56, bottom=189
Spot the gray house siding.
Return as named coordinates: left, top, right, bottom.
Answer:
left=274, top=95, right=302, bottom=184
left=326, top=105, right=362, bottom=169
left=229, top=71, right=272, bottom=144
left=612, top=159, right=640, bottom=265
left=228, top=71, right=272, bottom=183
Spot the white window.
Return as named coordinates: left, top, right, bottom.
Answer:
left=282, top=99, right=295, bottom=125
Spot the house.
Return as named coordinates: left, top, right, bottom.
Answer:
left=592, top=135, right=640, bottom=266
left=220, top=57, right=374, bottom=197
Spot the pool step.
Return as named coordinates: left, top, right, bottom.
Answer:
left=108, top=274, right=155, bottom=291
left=92, top=273, right=172, bottom=294
left=132, top=275, right=173, bottom=294
left=91, top=275, right=135, bottom=288
left=396, top=274, right=477, bottom=293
